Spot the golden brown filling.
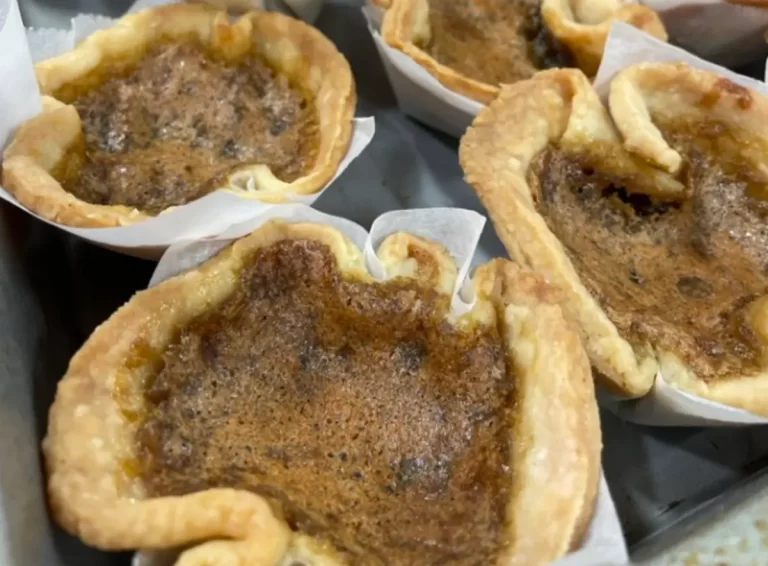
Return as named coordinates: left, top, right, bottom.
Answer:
left=423, top=0, right=572, bottom=86
left=137, top=240, right=514, bottom=565
left=533, top=121, right=768, bottom=380
left=58, top=42, right=319, bottom=215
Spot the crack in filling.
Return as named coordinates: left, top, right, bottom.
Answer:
left=423, top=0, right=573, bottom=86
left=136, top=240, right=515, bottom=565
left=57, top=42, right=319, bottom=215
left=533, top=120, right=768, bottom=380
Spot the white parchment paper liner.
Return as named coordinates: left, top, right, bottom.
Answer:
left=0, top=0, right=373, bottom=259
left=592, top=23, right=768, bottom=426
left=362, top=4, right=483, bottom=139
left=131, top=205, right=627, bottom=566
left=593, top=22, right=768, bottom=97
left=640, top=0, right=768, bottom=68
left=0, top=0, right=40, bottom=133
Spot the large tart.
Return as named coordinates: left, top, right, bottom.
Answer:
left=461, top=63, right=768, bottom=414
left=2, top=4, right=355, bottom=228
left=43, top=220, right=600, bottom=565
left=382, top=0, right=667, bottom=104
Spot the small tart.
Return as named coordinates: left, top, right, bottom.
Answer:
left=43, top=220, right=600, bottom=565
left=461, top=62, right=768, bottom=413
left=382, top=0, right=667, bottom=104
left=2, top=4, right=355, bottom=228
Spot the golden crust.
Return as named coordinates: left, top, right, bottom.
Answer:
left=460, top=62, right=768, bottom=415
left=474, top=259, right=601, bottom=563
left=2, top=4, right=356, bottom=228
left=381, top=0, right=666, bottom=105
left=189, top=0, right=266, bottom=13
left=541, top=0, right=667, bottom=77
left=43, top=220, right=600, bottom=565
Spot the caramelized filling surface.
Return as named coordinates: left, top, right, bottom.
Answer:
left=60, top=42, right=319, bottom=215
left=423, top=0, right=571, bottom=86
left=137, top=240, right=514, bottom=565
left=533, top=121, right=768, bottom=380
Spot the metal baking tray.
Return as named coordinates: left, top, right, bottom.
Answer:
left=4, top=0, right=768, bottom=563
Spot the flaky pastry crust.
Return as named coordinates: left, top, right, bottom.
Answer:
left=460, top=62, right=768, bottom=414
left=381, top=0, right=666, bottom=105
left=43, top=220, right=600, bottom=565
left=2, top=4, right=355, bottom=228
left=189, top=0, right=266, bottom=13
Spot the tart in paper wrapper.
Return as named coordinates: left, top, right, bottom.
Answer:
left=583, top=23, right=768, bottom=426
left=1, top=1, right=374, bottom=259
left=640, top=0, right=768, bottom=68
left=362, top=2, right=666, bottom=139
left=363, top=4, right=482, bottom=138
left=126, top=204, right=628, bottom=566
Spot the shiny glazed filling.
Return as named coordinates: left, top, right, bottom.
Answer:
left=58, top=42, right=319, bottom=215
left=533, top=120, right=768, bottom=380
left=423, top=0, right=572, bottom=86
left=137, top=240, right=515, bottom=565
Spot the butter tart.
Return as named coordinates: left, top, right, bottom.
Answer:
left=44, top=220, right=600, bottom=565
left=461, top=63, right=768, bottom=413
left=2, top=4, right=355, bottom=228
left=382, top=0, right=667, bottom=104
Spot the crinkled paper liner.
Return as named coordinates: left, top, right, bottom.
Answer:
left=132, top=205, right=628, bottom=566
left=594, top=23, right=768, bottom=426
left=362, top=3, right=482, bottom=138
left=640, top=0, right=768, bottom=68
left=0, top=0, right=374, bottom=259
